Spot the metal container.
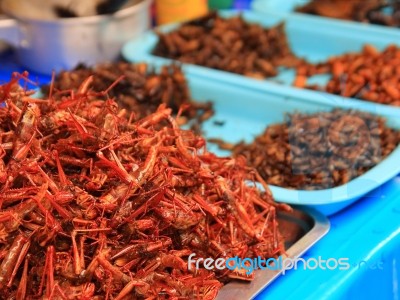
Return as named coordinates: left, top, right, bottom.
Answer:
left=0, top=0, right=152, bottom=74
left=216, top=207, right=330, bottom=299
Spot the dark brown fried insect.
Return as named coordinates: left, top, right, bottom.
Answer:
left=153, top=13, right=305, bottom=80
left=229, top=109, right=400, bottom=190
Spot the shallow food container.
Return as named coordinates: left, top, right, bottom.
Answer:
left=122, top=9, right=400, bottom=116
left=216, top=206, right=330, bottom=299
left=180, top=73, right=400, bottom=215
left=252, top=0, right=400, bottom=29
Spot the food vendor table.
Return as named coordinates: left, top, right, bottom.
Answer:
left=0, top=49, right=398, bottom=300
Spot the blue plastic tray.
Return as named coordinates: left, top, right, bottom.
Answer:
left=252, top=0, right=400, bottom=32
left=183, top=73, right=400, bottom=215
left=122, top=10, right=400, bottom=116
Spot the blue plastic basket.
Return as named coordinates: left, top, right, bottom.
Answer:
left=122, top=10, right=400, bottom=116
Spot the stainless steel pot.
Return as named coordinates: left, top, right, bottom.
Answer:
left=0, top=0, right=152, bottom=74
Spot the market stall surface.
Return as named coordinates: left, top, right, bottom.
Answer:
left=0, top=49, right=398, bottom=300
